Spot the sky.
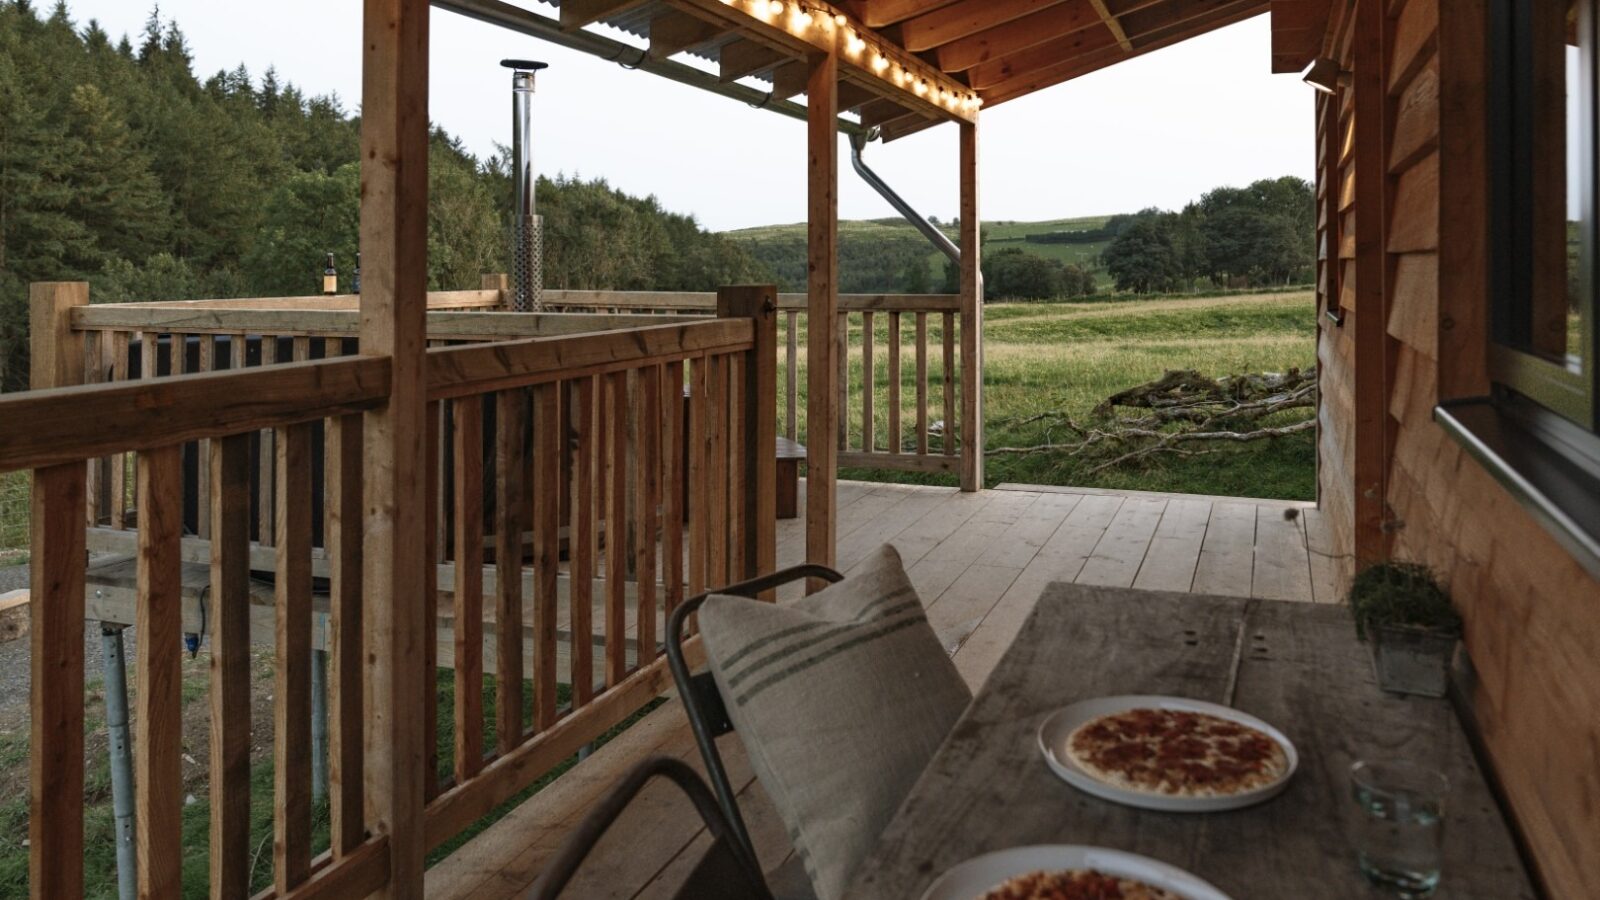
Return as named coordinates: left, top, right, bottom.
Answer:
left=58, top=1, right=1316, bottom=232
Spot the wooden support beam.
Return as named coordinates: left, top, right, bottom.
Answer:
left=650, top=10, right=729, bottom=59
left=26, top=282, right=87, bottom=899
left=718, top=285, right=779, bottom=589
left=959, top=120, right=983, bottom=492
left=560, top=0, right=649, bottom=31
left=856, top=0, right=964, bottom=28
left=1350, top=0, right=1389, bottom=565
left=806, top=50, right=840, bottom=582
left=770, top=60, right=811, bottom=99
left=901, top=0, right=1070, bottom=53
left=1270, top=0, right=1334, bottom=74
left=980, top=1, right=1267, bottom=104
left=936, top=0, right=1168, bottom=73
left=359, top=0, right=431, bottom=895
left=1088, top=0, right=1133, bottom=50
left=720, top=38, right=792, bottom=82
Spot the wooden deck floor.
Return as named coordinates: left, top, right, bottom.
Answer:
left=426, top=480, right=1340, bottom=900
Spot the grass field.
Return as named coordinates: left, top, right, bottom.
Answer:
left=783, top=289, right=1319, bottom=501
left=726, top=214, right=1117, bottom=278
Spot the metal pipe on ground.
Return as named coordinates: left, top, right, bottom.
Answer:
left=101, top=623, right=136, bottom=900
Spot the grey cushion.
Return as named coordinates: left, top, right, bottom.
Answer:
left=699, top=545, right=972, bottom=900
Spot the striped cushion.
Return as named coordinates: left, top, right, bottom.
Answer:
left=699, top=545, right=972, bottom=900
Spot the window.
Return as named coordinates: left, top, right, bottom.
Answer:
left=1491, top=0, right=1598, bottom=428
left=1436, top=0, right=1600, bottom=579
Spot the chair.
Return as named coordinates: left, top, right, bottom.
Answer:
left=526, top=755, right=774, bottom=900
left=665, top=564, right=844, bottom=872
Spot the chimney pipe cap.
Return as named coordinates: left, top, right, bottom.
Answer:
left=501, top=59, right=549, bottom=71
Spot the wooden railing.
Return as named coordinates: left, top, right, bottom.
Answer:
left=541, top=289, right=970, bottom=475
left=10, top=281, right=776, bottom=898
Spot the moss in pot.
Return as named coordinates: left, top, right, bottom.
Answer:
left=1349, top=562, right=1461, bottom=698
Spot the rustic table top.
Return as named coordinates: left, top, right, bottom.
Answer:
left=842, top=584, right=1535, bottom=899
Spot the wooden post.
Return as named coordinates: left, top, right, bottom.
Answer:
left=360, top=0, right=430, bottom=895
left=1437, top=0, right=1491, bottom=401
left=806, top=49, right=839, bottom=583
left=1351, top=0, right=1389, bottom=564
left=482, top=273, right=510, bottom=310
left=959, top=122, right=983, bottom=492
left=719, top=285, right=779, bottom=595
left=28, top=282, right=87, bottom=898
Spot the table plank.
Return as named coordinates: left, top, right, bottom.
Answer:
left=844, top=586, right=1534, bottom=900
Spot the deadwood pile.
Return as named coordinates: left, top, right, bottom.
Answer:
left=988, top=368, right=1317, bottom=473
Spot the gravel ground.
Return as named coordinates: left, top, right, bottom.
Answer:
left=0, top=560, right=139, bottom=733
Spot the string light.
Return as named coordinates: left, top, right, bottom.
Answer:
left=790, top=5, right=812, bottom=30
left=834, top=13, right=846, bottom=26
left=845, top=30, right=866, bottom=54
left=914, top=79, right=927, bottom=96
left=767, top=0, right=784, bottom=16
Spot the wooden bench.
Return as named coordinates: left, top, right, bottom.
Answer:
left=776, top=436, right=805, bottom=520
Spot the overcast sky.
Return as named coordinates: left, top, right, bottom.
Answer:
left=59, top=2, right=1314, bottom=232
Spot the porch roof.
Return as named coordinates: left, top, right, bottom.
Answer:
left=438, top=0, right=1294, bottom=142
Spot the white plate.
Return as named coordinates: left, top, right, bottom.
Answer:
left=1037, top=694, right=1298, bottom=813
left=921, top=845, right=1232, bottom=900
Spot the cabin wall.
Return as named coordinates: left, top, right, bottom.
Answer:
left=1317, top=0, right=1600, bottom=894
left=1314, top=5, right=1358, bottom=580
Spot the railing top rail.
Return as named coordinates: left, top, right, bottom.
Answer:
left=72, top=307, right=685, bottom=340
left=541, top=290, right=960, bottom=313
left=427, top=318, right=753, bottom=401
left=80, top=288, right=501, bottom=313
left=0, top=355, right=391, bottom=473
left=0, top=317, right=752, bottom=474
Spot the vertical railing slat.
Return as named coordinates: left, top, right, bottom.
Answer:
left=110, top=331, right=130, bottom=530
left=570, top=376, right=597, bottom=707
left=452, top=398, right=485, bottom=780
left=424, top=401, right=442, bottom=801
left=916, top=313, right=929, bottom=456
left=661, top=360, right=685, bottom=621
left=135, top=444, right=183, bottom=898
left=708, top=354, right=730, bottom=588
left=687, top=358, right=708, bottom=600
left=531, top=383, right=561, bottom=729
left=862, top=310, right=874, bottom=454
left=887, top=313, right=901, bottom=455
left=836, top=312, right=849, bottom=453
left=197, top=334, right=214, bottom=539
left=495, top=390, right=525, bottom=751
left=326, top=412, right=365, bottom=856
left=210, top=433, right=253, bottom=899
left=258, top=336, right=278, bottom=546
left=726, top=354, right=746, bottom=580
left=634, top=365, right=661, bottom=666
left=274, top=423, right=314, bottom=893
left=943, top=312, right=956, bottom=458
left=604, top=370, right=629, bottom=685
left=785, top=310, right=799, bottom=442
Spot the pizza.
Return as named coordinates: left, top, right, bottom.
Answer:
left=977, top=868, right=1184, bottom=899
left=1064, top=707, right=1287, bottom=798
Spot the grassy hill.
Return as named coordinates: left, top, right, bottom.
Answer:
left=724, top=215, right=1115, bottom=293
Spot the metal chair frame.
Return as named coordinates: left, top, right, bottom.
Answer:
left=527, top=755, right=773, bottom=900
left=664, top=563, right=845, bottom=871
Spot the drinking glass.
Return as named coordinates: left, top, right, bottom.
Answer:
left=1349, top=760, right=1448, bottom=898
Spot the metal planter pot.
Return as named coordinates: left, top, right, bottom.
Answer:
left=1370, top=624, right=1458, bottom=698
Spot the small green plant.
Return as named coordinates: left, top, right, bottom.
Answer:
left=1348, top=562, right=1460, bottom=641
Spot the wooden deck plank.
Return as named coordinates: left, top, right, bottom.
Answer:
left=432, top=481, right=1342, bottom=900
left=1131, top=497, right=1212, bottom=593
left=905, top=491, right=1037, bottom=600
left=1074, top=496, right=1168, bottom=588
left=1251, top=504, right=1315, bottom=602
left=1301, top=508, right=1344, bottom=604
left=1191, top=501, right=1259, bottom=597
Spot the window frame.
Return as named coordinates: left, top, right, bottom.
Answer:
left=1488, top=0, right=1599, bottom=430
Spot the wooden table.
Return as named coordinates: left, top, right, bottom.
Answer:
left=843, top=585, right=1536, bottom=899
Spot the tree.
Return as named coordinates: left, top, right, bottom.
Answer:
left=1102, top=216, right=1183, bottom=293
left=63, top=83, right=170, bottom=264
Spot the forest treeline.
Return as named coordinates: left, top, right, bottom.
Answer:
left=1101, top=177, right=1315, bottom=293
left=0, top=1, right=767, bottom=390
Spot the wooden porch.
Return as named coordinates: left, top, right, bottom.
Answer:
left=427, top=479, right=1340, bottom=899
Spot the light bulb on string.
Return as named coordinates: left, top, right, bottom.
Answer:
left=872, top=52, right=889, bottom=73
